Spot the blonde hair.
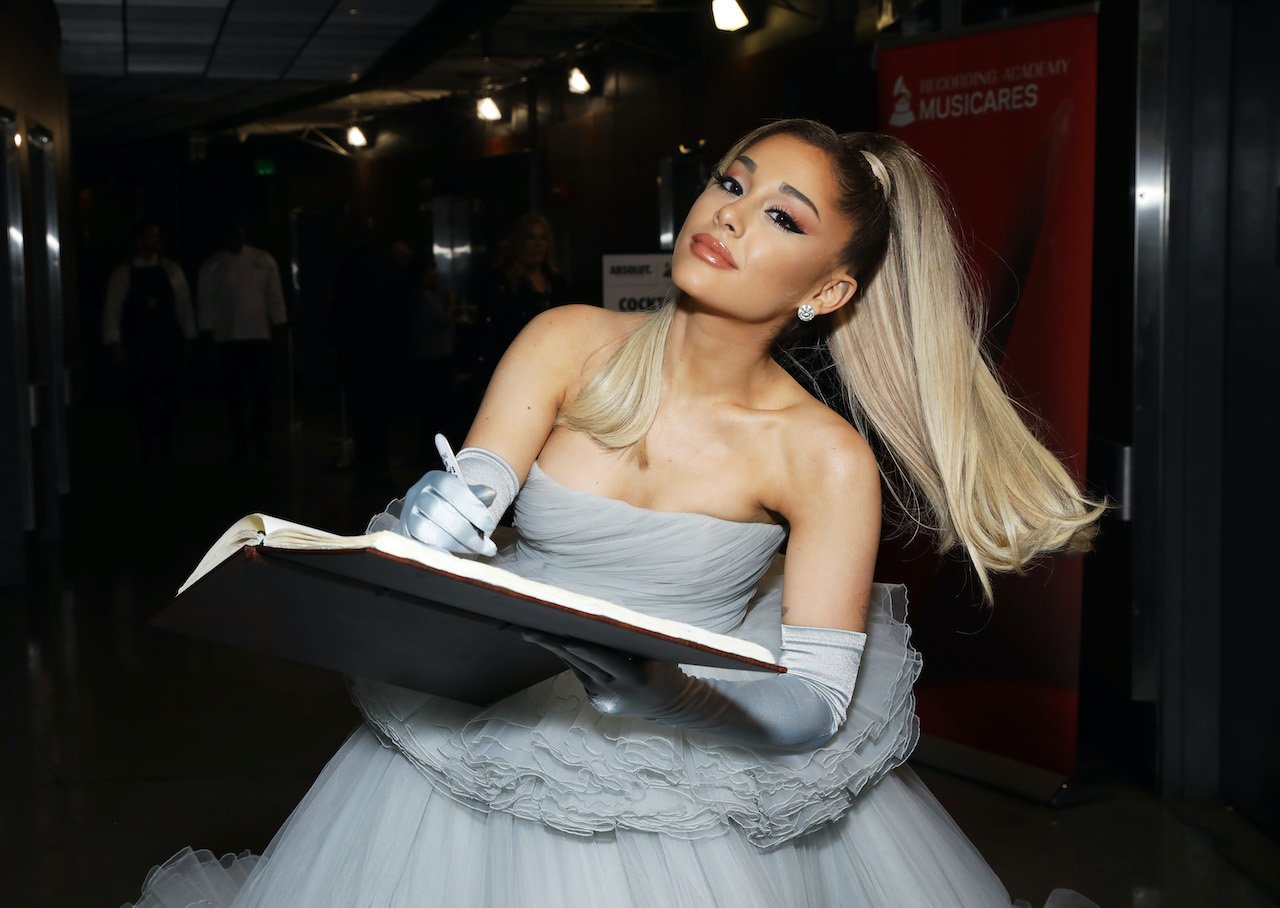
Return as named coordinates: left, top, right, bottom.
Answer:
left=560, top=119, right=1106, bottom=601
left=558, top=299, right=675, bottom=467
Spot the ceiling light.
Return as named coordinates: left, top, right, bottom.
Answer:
left=712, top=0, right=749, bottom=31
left=346, top=125, right=367, bottom=147
left=477, top=97, right=502, bottom=121
left=568, top=67, right=591, bottom=94
left=13, top=133, right=21, bottom=148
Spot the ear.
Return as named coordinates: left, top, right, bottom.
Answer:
left=814, top=272, right=858, bottom=316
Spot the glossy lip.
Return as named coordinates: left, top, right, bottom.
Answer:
left=690, top=233, right=737, bottom=270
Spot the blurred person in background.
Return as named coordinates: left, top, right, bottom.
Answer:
left=474, top=213, right=571, bottom=384
left=102, top=219, right=196, bottom=463
left=197, top=223, right=287, bottom=460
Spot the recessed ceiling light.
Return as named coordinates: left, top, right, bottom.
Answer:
left=712, top=0, right=749, bottom=31
left=568, top=67, right=591, bottom=94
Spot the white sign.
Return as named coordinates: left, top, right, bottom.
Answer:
left=602, top=254, right=672, bottom=312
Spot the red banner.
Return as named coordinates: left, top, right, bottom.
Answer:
left=876, top=13, right=1098, bottom=778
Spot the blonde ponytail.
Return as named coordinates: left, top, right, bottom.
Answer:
left=827, top=132, right=1106, bottom=602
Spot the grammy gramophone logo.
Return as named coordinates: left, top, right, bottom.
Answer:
left=888, top=76, right=915, bottom=128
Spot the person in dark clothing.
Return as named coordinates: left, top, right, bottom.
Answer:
left=470, top=213, right=571, bottom=412
left=102, top=220, right=196, bottom=462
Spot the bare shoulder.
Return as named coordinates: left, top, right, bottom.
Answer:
left=519, top=305, right=653, bottom=393
left=517, top=305, right=641, bottom=360
left=468, top=306, right=635, bottom=465
left=522, top=303, right=640, bottom=340
left=773, top=395, right=880, bottom=519
left=490, top=305, right=652, bottom=408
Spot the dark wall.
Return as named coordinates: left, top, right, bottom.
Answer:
left=1220, top=0, right=1280, bottom=842
left=0, top=0, right=74, bottom=579
left=1079, top=0, right=1149, bottom=784
left=0, top=0, right=75, bottom=350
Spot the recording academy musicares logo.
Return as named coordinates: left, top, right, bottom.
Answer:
left=887, top=57, right=1071, bottom=127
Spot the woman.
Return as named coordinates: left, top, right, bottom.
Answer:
left=128, top=120, right=1104, bottom=906
left=493, top=211, right=569, bottom=311
left=473, top=213, right=571, bottom=378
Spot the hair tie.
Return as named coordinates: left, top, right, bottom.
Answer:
left=860, top=149, right=891, bottom=199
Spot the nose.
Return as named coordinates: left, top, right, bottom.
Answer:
left=714, top=200, right=741, bottom=235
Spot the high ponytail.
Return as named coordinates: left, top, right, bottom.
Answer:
left=826, top=130, right=1105, bottom=602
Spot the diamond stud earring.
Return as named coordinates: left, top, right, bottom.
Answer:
left=797, top=304, right=816, bottom=322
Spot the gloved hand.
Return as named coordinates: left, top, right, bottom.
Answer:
left=396, top=442, right=520, bottom=557
left=523, top=630, right=682, bottom=715
left=524, top=623, right=866, bottom=751
left=398, top=469, right=500, bottom=557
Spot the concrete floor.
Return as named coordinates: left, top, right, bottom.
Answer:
left=2, top=388, right=1277, bottom=907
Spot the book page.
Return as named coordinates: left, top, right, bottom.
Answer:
left=177, top=514, right=341, bottom=594
left=179, top=516, right=265, bottom=594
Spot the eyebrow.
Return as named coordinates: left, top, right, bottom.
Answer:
left=733, top=155, right=821, bottom=221
left=780, top=183, right=821, bottom=221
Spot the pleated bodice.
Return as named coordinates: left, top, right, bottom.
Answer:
left=500, top=462, right=787, bottom=635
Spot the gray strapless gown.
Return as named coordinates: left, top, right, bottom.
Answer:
left=126, top=463, right=1088, bottom=907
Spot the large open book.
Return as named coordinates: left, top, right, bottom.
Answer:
left=156, top=515, right=782, bottom=706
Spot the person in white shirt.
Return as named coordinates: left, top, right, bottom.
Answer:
left=102, top=220, right=196, bottom=461
left=196, top=224, right=287, bottom=458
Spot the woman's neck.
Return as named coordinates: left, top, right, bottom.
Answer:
left=664, top=300, right=779, bottom=401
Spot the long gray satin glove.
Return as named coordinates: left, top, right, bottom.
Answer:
left=398, top=470, right=499, bottom=557
left=524, top=623, right=867, bottom=751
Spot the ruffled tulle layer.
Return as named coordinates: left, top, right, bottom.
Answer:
left=124, top=728, right=1102, bottom=908
left=348, top=579, right=921, bottom=848
left=122, top=848, right=258, bottom=908
left=128, top=727, right=1036, bottom=908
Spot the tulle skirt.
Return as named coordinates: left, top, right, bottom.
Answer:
left=124, top=574, right=1099, bottom=907
left=128, top=722, right=1096, bottom=908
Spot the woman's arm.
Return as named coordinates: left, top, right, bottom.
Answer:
left=463, top=304, right=617, bottom=484
left=394, top=304, right=628, bottom=554
left=774, top=416, right=883, bottom=634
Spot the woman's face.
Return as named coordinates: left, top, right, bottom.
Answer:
left=518, top=222, right=550, bottom=267
left=671, top=133, right=855, bottom=323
